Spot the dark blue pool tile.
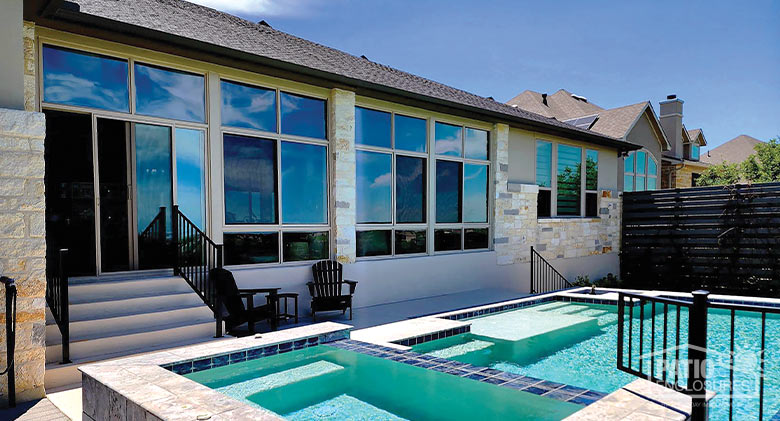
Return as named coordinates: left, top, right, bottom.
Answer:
left=389, top=355, right=407, bottom=362
left=430, top=364, right=452, bottom=373
left=293, top=339, right=307, bottom=350
left=445, top=368, right=470, bottom=376
left=493, top=371, right=525, bottom=382
left=246, top=348, right=263, bottom=360
left=504, top=376, right=542, bottom=388
left=559, top=385, right=589, bottom=396
left=477, top=368, right=503, bottom=376
left=212, top=354, right=229, bottom=368
left=279, top=342, right=292, bottom=352
left=524, top=386, right=549, bottom=396
left=307, top=336, right=319, bottom=345
left=543, top=388, right=581, bottom=401
left=192, top=358, right=212, bottom=372
left=568, top=394, right=600, bottom=406
left=465, top=373, right=489, bottom=381
left=171, top=362, right=192, bottom=375
left=229, top=351, right=246, bottom=364
left=481, top=376, right=506, bottom=385
left=580, top=390, right=607, bottom=399
left=413, top=361, right=437, bottom=369
left=262, top=344, right=279, bottom=356
left=161, top=364, right=173, bottom=371
left=417, top=354, right=436, bottom=361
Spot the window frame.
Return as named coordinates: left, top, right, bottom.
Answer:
left=355, top=105, right=430, bottom=260
left=534, top=139, right=600, bottom=218
left=220, top=77, right=330, bottom=266
left=624, top=149, right=658, bottom=192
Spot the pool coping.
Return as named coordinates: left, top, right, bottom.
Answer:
left=79, top=322, right=351, bottom=421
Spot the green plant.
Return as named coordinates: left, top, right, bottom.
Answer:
left=595, top=273, right=623, bottom=288
left=742, top=137, right=780, bottom=183
left=696, top=162, right=742, bottom=186
left=572, top=275, right=592, bottom=287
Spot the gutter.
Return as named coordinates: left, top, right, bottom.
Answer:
left=40, top=3, right=640, bottom=153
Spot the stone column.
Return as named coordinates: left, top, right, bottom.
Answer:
left=328, top=89, right=356, bottom=263
left=0, top=108, right=47, bottom=405
left=23, top=22, right=36, bottom=112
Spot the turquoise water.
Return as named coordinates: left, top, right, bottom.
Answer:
left=186, top=345, right=579, bottom=420
left=413, top=301, right=780, bottom=421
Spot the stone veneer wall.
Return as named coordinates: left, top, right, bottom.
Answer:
left=0, top=108, right=47, bottom=405
left=328, top=89, right=357, bottom=263
left=23, top=22, right=36, bottom=112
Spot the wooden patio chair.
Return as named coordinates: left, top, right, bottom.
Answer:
left=307, top=260, right=357, bottom=321
left=210, top=268, right=280, bottom=336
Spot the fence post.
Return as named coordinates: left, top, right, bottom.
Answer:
left=172, top=205, right=179, bottom=276
left=59, top=249, right=71, bottom=364
left=530, top=246, right=535, bottom=294
left=688, top=290, right=709, bottom=421
left=214, top=244, right=223, bottom=338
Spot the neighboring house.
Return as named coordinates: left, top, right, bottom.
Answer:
left=658, top=96, right=709, bottom=188
left=508, top=89, right=670, bottom=193
left=701, top=134, right=764, bottom=165
left=0, top=0, right=639, bottom=400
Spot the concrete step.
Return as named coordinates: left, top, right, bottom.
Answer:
left=67, top=276, right=193, bottom=304
left=46, top=305, right=215, bottom=344
left=45, top=335, right=229, bottom=391
left=46, top=290, right=207, bottom=325
left=45, top=315, right=217, bottom=364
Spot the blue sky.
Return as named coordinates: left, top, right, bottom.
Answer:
left=192, top=0, right=780, bottom=150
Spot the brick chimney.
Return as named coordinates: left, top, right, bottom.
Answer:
left=659, top=94, right=684, bottom=158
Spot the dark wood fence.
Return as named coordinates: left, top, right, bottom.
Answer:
left=621, top=182, right=780, bottom=296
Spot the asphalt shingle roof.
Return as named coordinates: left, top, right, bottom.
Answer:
left=701, top=134, right=763, bottom=165
left=49, top=0, right=635, bottom=149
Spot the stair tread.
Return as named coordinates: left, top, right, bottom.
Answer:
left=47, top=297, right=208, bottom=325
left=46, top=316, right=217, bottom=346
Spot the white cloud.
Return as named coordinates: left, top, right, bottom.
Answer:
left=189, top=0, right=318, bottom=17
left=370, top=172, right=392, bottom=189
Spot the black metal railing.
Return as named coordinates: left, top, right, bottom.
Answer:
left=45, top=249, right=70, bottom=364
left=617, top=290, right=777, bottom=421
left=530, top=246, right=573, bottom=293
left=139, top=206, right=167, bottom=244
left=1, top=276, right=17, bottom=407
left=172, top=205, right=224, bottom=337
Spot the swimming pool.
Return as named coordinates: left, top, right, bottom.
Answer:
left=185, top=343, right=581, bottom=420
left=413, top=300, right=780, bottom=421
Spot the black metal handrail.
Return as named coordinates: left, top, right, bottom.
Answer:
left=617, top=290, right=777, bottom=421
left=45, top=249, right=70, bottom=364
left=172, top=205, right=224, bottom=337
left=139, top=206, right=167, bottom=244
left=1, top=276, right=17, bottom=407
left=530, top=246, right=573, bottom=293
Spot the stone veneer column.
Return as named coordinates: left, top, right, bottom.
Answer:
left=0, top=108, right=47, bottom=405
left=23, top=22, right=36, bottom=112
left=328, top=89, right=356, bottom=263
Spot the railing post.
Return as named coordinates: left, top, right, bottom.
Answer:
left=688, top=290, right=709, bottom=421
left=530, top=246, right=535, bottom=294
left=172, top=205, right=179, bottom=276
left=2, top=277, right=16, bottom=408
left=59, top=249, right=70, bottom=364
left=214, top=244, right=223, bottom=338
left=616, top=292, right=625, bottom=370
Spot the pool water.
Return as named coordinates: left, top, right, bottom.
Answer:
left=413, top=301, right=780, bottom=421
left=185, top=345, right=580, bottom=420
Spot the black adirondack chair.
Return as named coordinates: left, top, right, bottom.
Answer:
left=210, top=268, right=280, bottom=336
left=308, top=260, right=357, bottom=321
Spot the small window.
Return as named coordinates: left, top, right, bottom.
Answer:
left=464, top=128, right=489, bottom=160
left=395, top=115, right=427, bottom=152
left=396, top=156, right=426, bottom=223
left=691, top=143, right=700, bottom=161
left=280, top=92, right=326, bottom=139
left=586, top=149, right=598, bottom=190
left=224, top=232, right=279, bottom=265
left=223, top=134, right=277, bottom=224
left=356, top=150, right=392, bottom=224
left=585, top=193, right=598, bottom=217
left=355, top=107, right=391, bottom=148
left=537, top=190, right=552, bottom=217
left=624, top=175, right=634, bottom=192
left=435, top=160, right=462, bottom=223
left=220, top=80, right=276, bottom=132
left=536, top=141, right=553, bottom=188
left=282, top=232, right=329, bottom=262
left=395, top=230, right=426, bottom=255
left=463, top=164, right=488, bottom=223
left=134, top=63, right=205, bottom=123
left=42, top=45, right=130, bottom=112
left=434, top=229, right=461, bottom=252
left=281, top=142, right=328, bottom=224
left=435, top=122, right=463, bottom=157
left=556, top=144, right=582, bottom=216
left=464, top=228, right=489, bottom=250
left=356, top=230, right=392, bottom=257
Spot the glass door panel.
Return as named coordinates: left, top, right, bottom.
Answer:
left=175, top=128, right=206, bottom=230
left=135, top=123, right=173, bottom=269
left=97, top=118, right=132, bottom=272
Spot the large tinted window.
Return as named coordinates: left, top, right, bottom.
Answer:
left=465, top=128, right=488, bottom=160
left=396, top=156, right=426, bottom=223
left=221, top=80, right=276, bottom=132
left=557, top=144, right=581, bottom=216
left=395, top=230, right=426, bottom=255
left=134, top=63, right=205, bottom=123
left=280, top=92, right=326, bottom=139
left=356, top=151, right=392, bottom=223
left=395, top=115, right=427, bottom=152
left=436, top=160, right=462, bottom=223
left=463, top=164, right=488, bottom=223
left=355, top=107, right=391, bottom=148
left=536, top=141, right=552, bottom=188
left=435, top=122, right=462, bottom=157
left=175, top=128, right=206, bottom=230
left=42, top=45, right=129, bottom=112
left=434, top=229, right=461, bottom=252
left=224, top=232, right=279, bottom=265
left=586, top=149, right=598, bottom=190
left=223, top=134, right=277, bottom=224
left=283, top=232, right=329, bottom=262
left=281, top=142, right=327, bottom=224
left=356, top=230, right=392, bottom=257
